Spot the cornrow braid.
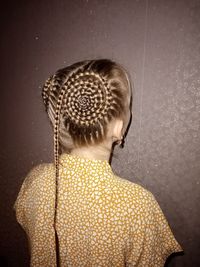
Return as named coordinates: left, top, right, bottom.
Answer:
left=42, top=73, right=66, bottom=120
left=61, top=69, right=119, bottom=146
left=45, top=72, right=68, bottom=267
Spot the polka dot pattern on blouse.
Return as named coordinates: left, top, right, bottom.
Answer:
left=14, top=153, right=183, bottom=267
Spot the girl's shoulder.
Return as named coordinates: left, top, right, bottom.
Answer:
left=18, top=162, right=55, bottom=194
left=113, top=173, right=156, bottom=204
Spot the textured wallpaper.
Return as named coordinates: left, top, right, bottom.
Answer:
left=1, top=1, right=200, bottom=266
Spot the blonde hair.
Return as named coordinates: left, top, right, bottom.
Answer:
left=42, top=59, right=132, bottom=155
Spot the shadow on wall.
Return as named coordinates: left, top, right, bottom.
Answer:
left=165, top=252, right=184, bottom=267
left=0, top=256, right=8, bottom=267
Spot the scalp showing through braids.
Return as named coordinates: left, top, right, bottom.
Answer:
left=62, top=70, right=122, bottom=146
left=42, top=59, right=130, bottom=266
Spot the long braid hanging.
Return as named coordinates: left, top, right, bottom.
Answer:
left=41, top=73, right=61, bottom=266
left=53, top=75, right=69, bottom=267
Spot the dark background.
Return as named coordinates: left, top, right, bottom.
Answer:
left=1, top=0, right=200, bottom=266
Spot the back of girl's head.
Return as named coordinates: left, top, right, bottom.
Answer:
left=42, top=59, right=132, bottom=154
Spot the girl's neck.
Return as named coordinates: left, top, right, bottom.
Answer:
left=70, top=139, right=113, bottom=162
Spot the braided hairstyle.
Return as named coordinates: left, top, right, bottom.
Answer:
left=42, top=58, right=132, bottom=161
left=41, top=59, right=132, bottom=265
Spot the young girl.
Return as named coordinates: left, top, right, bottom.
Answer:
left=14, top=59, right=183, bottom=267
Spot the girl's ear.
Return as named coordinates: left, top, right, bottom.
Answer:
left=112, top=119, right=124, bottom=140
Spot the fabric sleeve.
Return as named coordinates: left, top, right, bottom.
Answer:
left=13, top=164, right=43, bottom=230
left=125, top=190, right=183, bottom=267
left=13, top=163, right=57, bottom=267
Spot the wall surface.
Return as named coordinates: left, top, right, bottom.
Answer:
left=1, top=0, right=200, bottom=266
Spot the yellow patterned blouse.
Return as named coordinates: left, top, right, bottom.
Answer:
left=14, top=153, right=183, bottom=267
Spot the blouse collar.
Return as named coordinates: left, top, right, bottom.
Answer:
left=59, top=153, right=114, bottom=175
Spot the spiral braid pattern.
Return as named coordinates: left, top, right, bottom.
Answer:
left=62, top=71, right=113, bottom=126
